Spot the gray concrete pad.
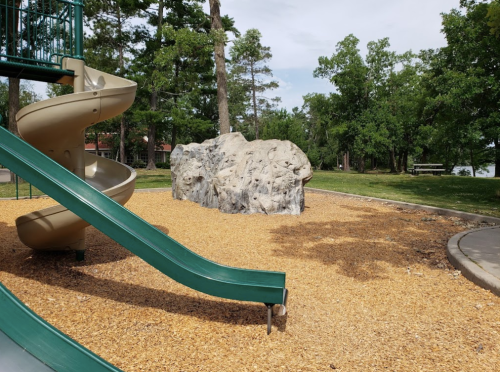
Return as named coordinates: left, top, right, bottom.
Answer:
left=447, top=226, right=500, bottom=296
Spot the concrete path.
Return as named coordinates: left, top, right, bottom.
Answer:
left=447, top=226, right=500, bottom=297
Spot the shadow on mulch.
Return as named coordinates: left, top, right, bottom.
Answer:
left=0, top=222, right=274, bottom=328
left=270, top=203, right=455, bottom=281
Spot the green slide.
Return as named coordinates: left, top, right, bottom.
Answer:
left=0, top=125, right=287, bottom=307
left=0, top=128, right=287, bottom=370
left=0, top=282, right=123, bottom=372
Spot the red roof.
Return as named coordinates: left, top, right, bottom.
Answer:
left=85, top=141, right=111, bottom=150
left=85, top=136, right=171, bottom=152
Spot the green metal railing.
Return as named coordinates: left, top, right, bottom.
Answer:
left=0, top=0, right=83, bottom=82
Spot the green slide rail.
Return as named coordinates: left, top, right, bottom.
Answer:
left=0, top=0, right=84, bottom=82
left=0, top=282, right=124, bottom=372
left=0, top=126, right=287, bottom=306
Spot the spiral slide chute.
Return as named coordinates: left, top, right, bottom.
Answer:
left=15, top=59, right=137, bottom=253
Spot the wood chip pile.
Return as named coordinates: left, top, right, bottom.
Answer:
left=0, top=192, right=499, bottom=371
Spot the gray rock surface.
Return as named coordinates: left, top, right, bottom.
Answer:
left=171, top=132, right=313, bottom=215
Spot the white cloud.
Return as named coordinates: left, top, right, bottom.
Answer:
left=208, top=0, right=460, bottom=109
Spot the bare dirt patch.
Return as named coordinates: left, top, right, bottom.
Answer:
left=1, top=192, right=499, bottom=371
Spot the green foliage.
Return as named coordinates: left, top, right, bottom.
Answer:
left=131, top=159, right=146, bottom=168
left=423, top=0, right=500, bottom=176
left=457, top=168, right=472, bottom=177
left=313, top=35, right=424, bottom=172
left=228, top=28, right=280, bottom=139
left=0, top=79, right=40, bottom=129
left=155, top=161, right=170, bottom=169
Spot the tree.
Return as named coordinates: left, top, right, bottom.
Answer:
left=301, top=93, right=340, bottom=170
left=431, top=0, right=500, bottom=177
left=229, top=29, right=279, bottom=140
left=209, top=0, right=230, bottom=134
left=314, top=34, right=426, bottom=173
left=84, top=0, right=151, bottom=164
left=261, top=108, right=307, bottom=151
left=129, top=0, right=219, bottom=165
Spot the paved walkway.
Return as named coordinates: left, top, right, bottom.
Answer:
left=447, top=226, right=500, bottom=296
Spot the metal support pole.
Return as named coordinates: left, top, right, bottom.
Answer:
left=265, top=304, right=274, bottom=335
left=74, top=0, right=84, bottom=60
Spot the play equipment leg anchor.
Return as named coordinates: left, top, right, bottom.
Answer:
left=265, top=303, right=274, bottom=335
left=76, top=250, right=85, bottom=261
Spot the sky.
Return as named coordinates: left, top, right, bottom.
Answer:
left=203, top=0, right=462, bottom=110
left=28, top=0, right=461, bottom=110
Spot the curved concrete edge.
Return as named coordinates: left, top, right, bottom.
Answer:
left=305, top=187, right=500, bottom=224
left=447, top=227, right=500, bottom=297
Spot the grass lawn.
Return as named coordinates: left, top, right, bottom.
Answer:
left=308, top=170, right=500, bottom=217
left=0, top=178, right=45, bottom=199
left=2, top=167, right=499, bottom=218
left=134, top=168, right=172, bottom=189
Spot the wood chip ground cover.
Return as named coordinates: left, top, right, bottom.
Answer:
left=0, top=192, right=499, bottom=371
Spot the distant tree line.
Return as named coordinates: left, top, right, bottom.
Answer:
left=2, top=0, right=499, bottom=177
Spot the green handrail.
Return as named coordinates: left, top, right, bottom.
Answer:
left=0, top=0, right=84, bottom=81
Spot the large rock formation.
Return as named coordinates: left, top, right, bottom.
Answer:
left=171, top=133, right=313, bottom=215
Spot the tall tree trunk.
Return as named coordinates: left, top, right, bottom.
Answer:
left=209, top=0, right=230, bottom=135
left=494, top=139, right=500, bottom=178
left=250, top=62, right=259, bottom=139
left=117, top=6, right=127, bottom=164
left=146, top=0, right=164, bottom=171
left=94, top=131, right=99, bottom=156
left=8, top=77, right=20, bottom=183
left=358, top=155, right=365, bottom=173
left=403, top=150, right=408, bottom=173
left=421, top=148, right=428, bottom=164
left=147, top=90, right=157, bottom=170
left=8, top=1, right=21, bottom=183
left=120, top=115, right=126, bottom=163
left=389, top=148, right=397, bottom=173
left=171, top=124, right=178, bottom=152
left=469, top=145, right=476, bottom=177
left=147, top=119, right=156, bottom=169
left=343, top=151, right=350, bottom=172
left=397, top=151, right=403, bottom=173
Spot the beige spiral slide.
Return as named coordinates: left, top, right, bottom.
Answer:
left=15, top=58, right=137, bottom=254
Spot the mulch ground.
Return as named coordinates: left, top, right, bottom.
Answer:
left=0, top=191, right=499, bottom=372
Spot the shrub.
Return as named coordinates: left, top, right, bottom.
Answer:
left=131, top=160, right=146, bottom=169
left=155, top=161, right=170, bottom=169
left=457, top=168, right=471, bottom=177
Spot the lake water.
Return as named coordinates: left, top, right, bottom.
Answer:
left=452, top=165, right=496, bottom=178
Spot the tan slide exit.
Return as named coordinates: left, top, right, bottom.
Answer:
left=15, top=58, right=137, bottom=253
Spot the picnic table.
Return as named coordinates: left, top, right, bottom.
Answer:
left=410, top=164, right=445, bottom=176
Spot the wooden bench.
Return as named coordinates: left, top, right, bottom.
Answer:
left=410, top=164, right=445, bottom=176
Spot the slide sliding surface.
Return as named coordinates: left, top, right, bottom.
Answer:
left=0, top=283, right=123, bottom=372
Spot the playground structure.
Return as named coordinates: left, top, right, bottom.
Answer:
left=0, top=1, right=287, bottom=370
